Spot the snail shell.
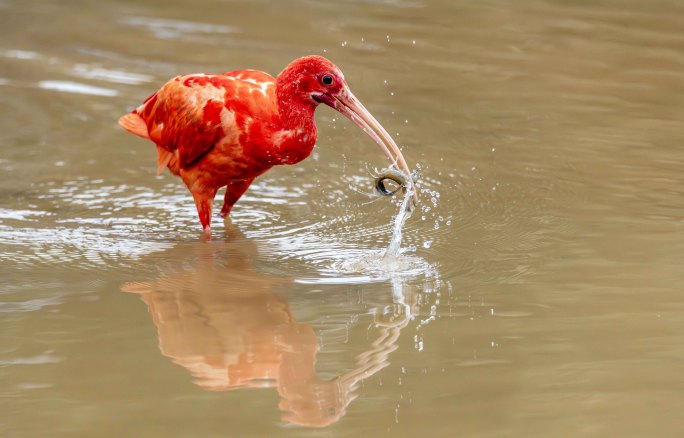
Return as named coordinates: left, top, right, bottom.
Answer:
left=374, top=168, right=410, bottom=197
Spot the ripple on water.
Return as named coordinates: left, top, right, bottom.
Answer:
left=328, top=250, right=436, bottom=281
left=391, top=163, right=568, bottom=284
left=267, top=189, right=438, bottom=282
left=2, top=168, right=448, bottom=280
left=2, top=159, right=540, bottom=287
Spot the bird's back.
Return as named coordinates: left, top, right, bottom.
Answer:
left=119, top=70, right=277, bottom=169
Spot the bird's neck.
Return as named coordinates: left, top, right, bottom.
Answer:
left=279, top=103, right=316, bottom=131
left=271, top=84, right=318, bottom=165
left=276, top=85, right=316, bottom=129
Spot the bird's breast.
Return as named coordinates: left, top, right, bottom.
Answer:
left=268, top=127, right=317, bottom=165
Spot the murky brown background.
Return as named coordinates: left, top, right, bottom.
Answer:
left=2, top=0, right=684, bottom=436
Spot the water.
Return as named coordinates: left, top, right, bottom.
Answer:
left=2, top=0, right=684, bottom=436
left=384, top=175, right=415, bottom=257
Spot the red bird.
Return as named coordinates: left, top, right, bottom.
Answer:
left=119, top=55, right=417, bottom=232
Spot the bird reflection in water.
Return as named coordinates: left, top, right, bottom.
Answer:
left=122, top=225, right=415, bottom=427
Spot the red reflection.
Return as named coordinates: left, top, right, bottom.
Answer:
left=123, top=226, right=411, bottom=427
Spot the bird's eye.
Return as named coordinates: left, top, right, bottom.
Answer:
left=321, top=74, right=334, bottom=86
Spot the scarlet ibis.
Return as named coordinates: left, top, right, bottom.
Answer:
left=119, top=55, right=417, bottom=232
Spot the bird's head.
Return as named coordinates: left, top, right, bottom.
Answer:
left=278, top=55, right=418, bottom=207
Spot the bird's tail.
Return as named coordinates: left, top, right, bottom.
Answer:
left=120, top=112, right=174, bottom=175
left=118, top=113, right=150, bottom=139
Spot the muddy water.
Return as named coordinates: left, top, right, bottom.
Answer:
left=2, top=0, right=684, bottom=436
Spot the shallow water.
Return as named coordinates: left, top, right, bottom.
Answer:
left=2, top=0, right=684, bottom=436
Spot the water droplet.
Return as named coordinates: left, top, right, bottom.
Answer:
left=414, top=334, right=424, bottom=351
left=412, top=40, right=416, bottom=45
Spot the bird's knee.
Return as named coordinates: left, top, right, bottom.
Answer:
left=220, top=203, right=233, bottom=218
left=191, top=193, right=215, bottom=231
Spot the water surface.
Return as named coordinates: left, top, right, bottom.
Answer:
left=2, top=0, right=684, bottom=436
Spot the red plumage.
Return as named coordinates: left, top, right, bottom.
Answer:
left=119, top=56, right=415, bottom=233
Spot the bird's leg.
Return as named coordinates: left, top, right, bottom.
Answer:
left=220, top=178, right=254, bottom=218
left=191, top=188, right=218, bottom=233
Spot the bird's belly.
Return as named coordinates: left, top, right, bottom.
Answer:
left=181, top=147, right=271, bottom=192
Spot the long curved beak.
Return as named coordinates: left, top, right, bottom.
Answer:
left=322, top=87, right=418, bottom=208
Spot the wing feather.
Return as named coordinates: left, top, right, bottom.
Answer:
left=123, top=71, right=276, bottom=169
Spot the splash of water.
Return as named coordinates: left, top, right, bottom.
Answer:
left=383, top=184, right=414, bottom=257
left=318, top=173, right=435, bottom=279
